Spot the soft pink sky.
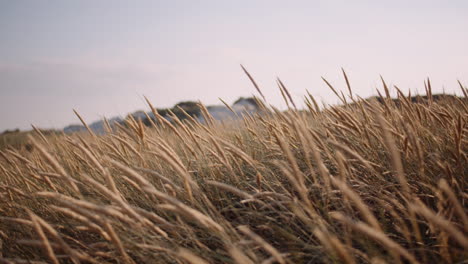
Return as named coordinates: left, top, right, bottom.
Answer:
left=1, top=0, right=467, bottom=131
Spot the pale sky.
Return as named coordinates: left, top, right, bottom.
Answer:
left=1, top=0, right=467, bottom=131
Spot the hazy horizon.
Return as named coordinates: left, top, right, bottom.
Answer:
left=1, top=0, right=467, bottom=131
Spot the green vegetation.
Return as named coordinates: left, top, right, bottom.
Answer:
left=0, top=129, right=58, bottom=151
left=0, top=129, right=25, bottom=150
left=0, top=78, right=467, bottom=263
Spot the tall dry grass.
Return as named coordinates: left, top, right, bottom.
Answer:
left=0, top=74, right=467, bottom=263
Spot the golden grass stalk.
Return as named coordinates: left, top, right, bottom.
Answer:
left=72, top=141, right=119, bottom=196
left=376, top=114, right=409, bottom=195
left=277, top=78, right=297, bottom=110
left=103, top=117, right=114, bottom=133
left=330, top=212, right=420, bottom=264
left=278, top=82, right=291, bottom=109
left=27, top=135, right=80, bottom=194
left=458, top=80, right=468, bottom=97
left=380, top=75, right=391, bottom=99
left=322, top=77, right=346, bottom=104
left=144, top=96, right=169, bottom=129
left=307, top=131, right=332, bottom=193
left=6, top=149, right=34, bottom=167
left=216, top=137, right=258, bottom=170
left=219, top=98, right=239, bottom=116
left=313, top=228, right=356, bottom=264
left=207, top=180, right=253, bottom=201
left=31, top=125, right=49, bottom=144
left=240, top=64, right=266, bottom=102
left=132, top=166, right=181, bottom=191
left=136, top=118, right=146, bottom=143
left=438, top=179, right=468, bottom=232
left=73, top=109, right=96, bottom=138
left=50, top=206, right=111, bottom=241
left=410, top=202, right=468, bottom=248
left=143, top=186, right=225, bottom=234
left=177, top=248, right=210, bottom=264
left=28, top=211, right=60, bottom=264
left=79, top=174, right=148, bottom=224
left=272, top=130, right=306, bottom=190
left=272, top=160, right=311, bottom=209
left=111, top=135, right=145, bottom=162
left=330, top=176, right=383, bottom=232
left=375, top=112, right=425, bottom=248
left=228, top=245, right=255, bottom=264
left=328, top=140, right=381, bottom=177
left=31, top=212, right=97, bottom=264
left=103, top=221, right=135, bottom=264
left=341, top=68, right=353, bottom=100
left=237, top=225, right=286, bottom=264
left=147, top=148, right=195, bottom=202
left=198, top=102, right=216, bottom=128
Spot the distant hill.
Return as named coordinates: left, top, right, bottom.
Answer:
left=64, top=117, right=123, bottom=135
left=1, top=94, right=464, bottom=150
left=63, top=97, right=261, bottom=135
left=370, top=93, right=466, bottom=105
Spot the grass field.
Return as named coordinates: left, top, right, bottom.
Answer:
left=0, top=77, right=467, bottom=263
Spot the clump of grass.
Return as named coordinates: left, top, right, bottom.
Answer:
left=0, top=72, right=467, bottom=264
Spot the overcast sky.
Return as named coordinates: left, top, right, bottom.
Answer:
left=1, top=0, right=467, bottom=131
